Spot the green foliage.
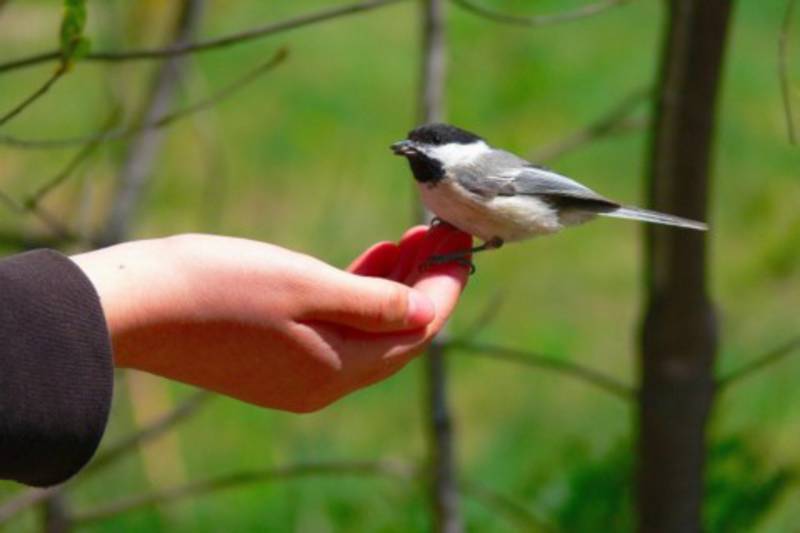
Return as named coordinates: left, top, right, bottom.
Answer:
left=60, top=0, right=91, bottom=68
left=546, top=436, right=795, bottom=532
left=553, top=442, right=634, bottom=532
left=760, top=217, right=800, bottom=280
left=706, top=436, right=795, bottom=533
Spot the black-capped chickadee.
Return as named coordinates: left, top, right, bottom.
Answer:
left=391, top=123, right=707, bottom=260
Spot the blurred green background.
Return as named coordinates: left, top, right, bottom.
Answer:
left=0, top=0, right=799, bottom=531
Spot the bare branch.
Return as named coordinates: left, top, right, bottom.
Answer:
left=418, top=0, right=462, bottom=530
left=72, top=460, right=418, bottom=523
left=0, top=0, right=406, bottom=75
left=529, top=85, right=652, bottom=163
left=0, top=65, right=65, bottom=127
left=68, top=460, right=546, bottom=531
left=0, top=48, right=287, bottom=150
left=425, top=339, right=463, bottom=533
left=98, top=0, right=206, bottom=247
left=450, top=0, right=637, bottom=28
left=0, top=51, right=60, bottom=74
left=716, top=337, right=800, bottom=391
left=779, top=0, right=798, bottom=144
left=448, top=340, right=635, bottom=400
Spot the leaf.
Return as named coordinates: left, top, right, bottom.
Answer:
left=59, top=0, right=90, bottom=69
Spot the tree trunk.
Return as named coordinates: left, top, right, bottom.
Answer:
left=637, top=1, right=733, bottom=532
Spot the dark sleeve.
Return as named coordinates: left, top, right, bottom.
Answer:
left=0, top=250, right=113, bottom=487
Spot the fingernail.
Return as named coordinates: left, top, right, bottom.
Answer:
left=407, top=290, right=435, bottom=326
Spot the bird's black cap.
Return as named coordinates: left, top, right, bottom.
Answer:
left=407, top=123, right=484, bottom=146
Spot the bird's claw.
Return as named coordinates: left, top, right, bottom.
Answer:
left=419, top=254, right=476, bottom=275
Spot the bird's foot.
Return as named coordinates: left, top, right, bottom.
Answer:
left=420, top=253, right=476, bottom=275
left=418, top=237, right=503, bottom=276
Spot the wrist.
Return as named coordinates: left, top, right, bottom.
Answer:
left=70, top=238, right=182, bottom=367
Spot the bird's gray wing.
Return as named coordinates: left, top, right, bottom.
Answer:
left=453, top=150, right=542, bottom=198
left=454, top=151, right=619, bottom=211
left=501, top=166, right=620, bottom=211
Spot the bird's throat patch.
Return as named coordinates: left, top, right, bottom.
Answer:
left=407, top=154, right=444, bottom=184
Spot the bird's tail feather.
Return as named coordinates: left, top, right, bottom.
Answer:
left=600, top=206, right=708, bottom=231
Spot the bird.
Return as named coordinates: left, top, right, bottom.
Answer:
left=391, top=123, right=707, bottom=263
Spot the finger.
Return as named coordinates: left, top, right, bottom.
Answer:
left=346, top=229, right=472, bottom=363
left=388, top=225, right=430, bottom=281
left=347, top=241, right=399, bottom=277
left=303, top=270, right=435, bottom=333
left=405, top=224, right=473, bottom=286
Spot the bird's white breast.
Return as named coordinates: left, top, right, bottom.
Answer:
left=417, top=178, right=563, bottom=242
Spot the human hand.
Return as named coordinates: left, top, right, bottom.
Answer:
left=71, top=226, right=471, bottom=412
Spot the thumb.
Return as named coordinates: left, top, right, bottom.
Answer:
left=303, top=270, right=435, bottom=333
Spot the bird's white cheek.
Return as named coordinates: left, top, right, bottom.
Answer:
left=427, top=142, right=490, bottom=167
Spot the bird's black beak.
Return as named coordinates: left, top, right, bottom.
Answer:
left=391, top=140, right=417, bottom=156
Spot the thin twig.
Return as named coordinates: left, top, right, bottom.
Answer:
left=185, top=63, right=230, bottom=230
left=530, top=85, right=651, bottom=163
left=25, top=110, right=121, bottom=208
left=533, top=117, right=646, bottom=163
left=0, top=188, right=21, bottom=213
left=0, top=0, right=406, bottom=75
left=0, top=487, right=63, bottom=524
left=72, top=460, right=419, bottom=523
left=448, top=340, right=635, bottom=400
left=0, top=65, right=65, bottom=127
left=450, top=0, right=636, bottom=28
left=152, top=47, right=288, bottom=130
left=85, top=391, right=212, bottom=475
left=0, top=230, right=70, bottom=250
left=0, top=188, right=76, bottom=241
left=0, top=48, right=287, bottom=149
left=26, top=204, right=77, bottom=242
left=451, top=290, right=505, bottom=344
left=716, top=337, right=800, bottom=391
left=459, top=479, right=553, bottom=531
left=779, top=0, right=798, bottom=144
left=41, top=491, right=71, bottom=533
